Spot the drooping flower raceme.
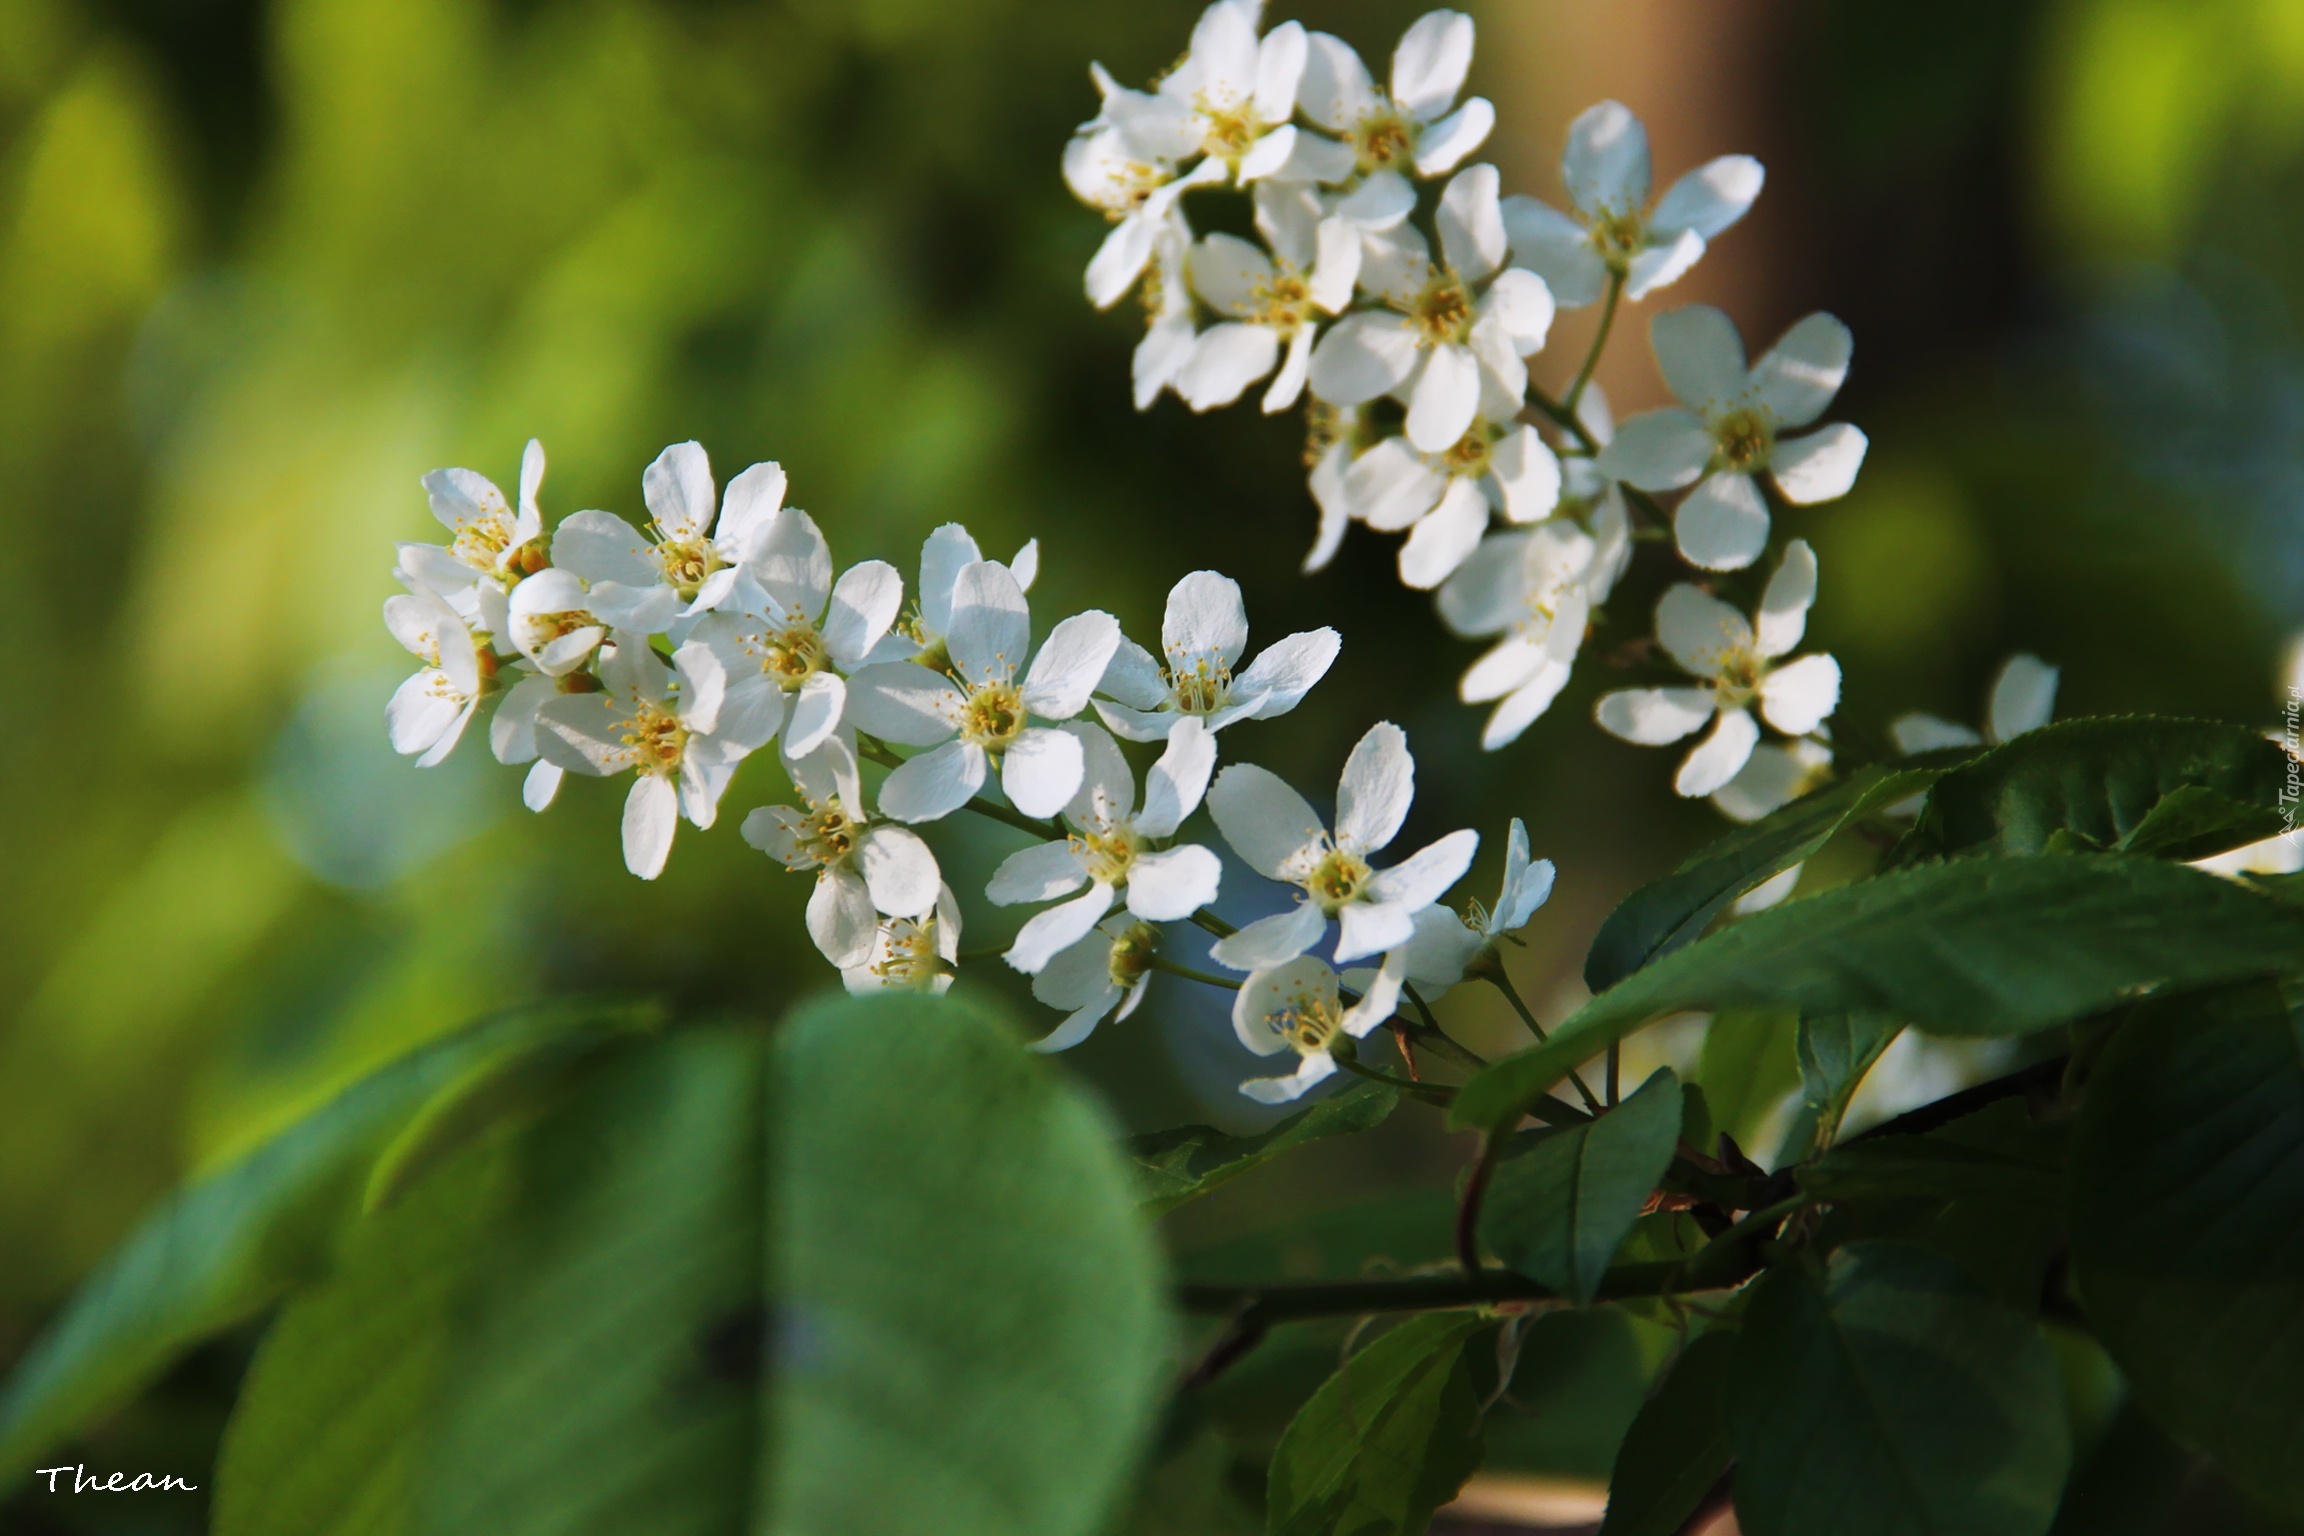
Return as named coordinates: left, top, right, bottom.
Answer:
left=843, top=561, right=1121, bottom=824
left=1596, top=540, right=1841, bottom=798
left=1030, top=918, right=1162, bottom=1054
left=1296, top=10, right=1493, bottom=183
left=1890, top=653, right=2060, bottom=753
left=1206, top=721, right=1477, bottom=968
left=1501, top=101, right=1763, bottom=306
left=1598, top=307, right=1869, bottom=571
left=988, top=719, right=1224, bottom=972
left=1232, top=951, right=1405, bottom=1103
left=743, top=737, right=942, bottom=970
left=535, top=634, right=779, bottom=879
left=549, top=442, right=783, bottom=631
left=1095, top=570, right=1339, bottom=741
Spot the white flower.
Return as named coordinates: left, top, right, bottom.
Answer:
left=1232, top=951, right=1406, bottom=1104
left=1356, top=816, right=1556, bottom=991
left=872, top=523, right=1041, bottom=666
left=691, top=505, right=903, bottom=764
left=1558, top=384, right=1633, bottom=605
left=843, top=561, right=1121, bottom=824
left=1206, top=721, right=1478, bottom=968
left=1335, top=409, right=1564, bottom=590
left=488, top=665, right=597, bottom=812
left=505, top=567, right=606, bottom=677
left=1132, top=218, right=1201, bottom=409
left=1595, top=540, right=1841, bottom=798
left=1436, top=520, right=1595, bottom=748
left=1890, top=654, right=2060, bottom=753
left=1712, top=736, right=1834, bottom=823
left=1303, top=401, right=1371, bottom=573
left=1597, top=307, right=1868, bottom=571
left=2194, top=835, right=2304, bottom=879
left=989, top=719, right=1223, bottom=972
left=1095, top=570, right=1340, bottom=741
left=547, top=443, right=784, bottom=633
left=384, top=588, right=489, bottom=767
left=842, top=884, right=964, bottom=996
left=1309, top=164, right=1557, bottom=460
left=1501, top=101, right=1763, bottom=307
left=1296, top=10, right=1494, bottom=182
left=1030, top=917, right=1162, bottom=1053
left=396, top=439, right=547, bottom=631
left=534, top=633, right=780, bottom=879
left=743, top=737, right=941, bottom=970
left=1172, top=183, right=1362, bottom=413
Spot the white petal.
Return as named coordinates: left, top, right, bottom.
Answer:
left=551, top=509, right=657, bottom=588
left=1891, top=713, right=1985, bottom=755
left=1710, top=743, right=1823, bottom=824
left=1757, top=538, right=1819, bottom=658
left=1139, top=715, right=1217, bottom=836
left=1134, top=312, right=1197, bottom=410
left=1098, top=636, right=1168, bottom=710
left=1500, top=195, right=1607, bottom=308
left=1031, top=992, right=1123, bottom=1054
left=1094, top=699, right=1177, bottom=744
left=1127, top=844, right=1223, bottom=921
left=1752, top=312, right=1854, bottom=428
left=1263, top=326, right=1315, bottom=413
left=1652, top=155, right=1765, bottom=240
left=1489, top=425, right=1562, bottom=524
left=1189, top=233, right=1275, bottom=315
left=988, top=839, right=1092, bottom=908
left=822, top=560, right=904, bottom=669
left=1086, top=212, right=1158, bottom=309
left=1254, top=20, right=1308, bottom=123
left=1674, top=471, right=1771, bottom=572
left=386, top=669, right=465, bottom=758
left=1335, top=720, right=1414, bottom=853
left=1622, top=228, right=1706, bottom=302
left=1065, top=718, right=1136, bottom=831
left=877, top=739, right=988, bottom=824
left=1436, top=531, right=1531, bottom=637
left=1242, top=1055, right=1339, bottom=1104
left=672, top=638, right=727, bottom=735
left=1562, top=99, right=1649, bottom=217
left=1211, top=900, right=1329, bottom=971
left=1770, top=423, right=1868, bottom=504
left=782, top=672, right=846, bottom=759
left=1297, top=30, right=1379, bottom=132
left=1236, top=628, right=1342, bottom=719
left=1406, top=343, right=1481, bottom=454
left=582, top=580, right=682, bottom=634
left=1266, top=126, right=1358, bottom=185
left=621, top=774, right=680, bottom=879
left=1435, top=163, right=1506, bottom=282
left=1335, top=899, right=1417, bottom=964
left=1500, top=826, right=1555, bottom=929
left=715, top=461, right=788, bottom=561
left=1412, top=96, right=1494, bottom=178
left=1022, top=610, right=1124, bottom=719
left=1365, top=826, right=1478, bottom=913
left=808, top=867, right=881, bottom=969
left=1305, top=442, right=1354, bottom=572
left=1652, top=305, right=1750, bottom=412
left=1232, top=953, right=1339, bottom=1053
left=948, top=561, right=1032, bottom=686
left=842, top=663, right=962, bottom=747
left=1391, top=8, right=1474, bottom=121
left=1987, top=654, right=2060, bottom=743
left=1208, top=763, right=1326, bottom=879
left=1595, top=408, right=1713, bottom=492
left=1003, top=726, right=1087, bottom=818
left=1310, top=216, right=1363, bottom=312
left=1345, top=436, right=1448, bottom=532
left=1177, top=322, right=1282, bottom=411
left=1396, top=474, right=1490, bottom=589
left=1034, top=925, right=1118, bottom=1010
left=1596, top=686, right=1715, bottom=745
left=1675, top=708, right=1760, bottom=797
left=1008, top=539, right=1039, bottom=593
left=1336, top=168, right=1416, bottom=230
left=747, top=506, right=834, bottom=620
left=1481, top=662, right=1574, bottom=749
left=1237, top=123, right=1301, bottom=184
left=536, top=693, right=633, bottom=775
left=1006, top=883, right=1118, bottom=975
left=1308, top=312, right=1421, bottom=405
left=1480, top=267, right=1556, bottom=354
left=1461, top=634, right=1547, bottom=703
left=1759, top=654, right=1843, bottom=736
left=523, top=760, right=562, bottom=811
left=1656, top=583, right=1755, bottom=680
left=421, top=465, right=508, bottom=537
left=917, top=524, right=981, bottom=638
left=642, top=441, right=716, bottom=542
left=489, top=672, right=556, bottom=764
left=1386, top=907, right=1480, bottom=990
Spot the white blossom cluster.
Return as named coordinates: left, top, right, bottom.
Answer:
left=1063, top=1, right=1868, bottom=806
left=385, top=442, right=1559, bottom=1101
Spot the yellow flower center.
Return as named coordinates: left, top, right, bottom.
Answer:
left=1410, top=272, right=1475, bottom=348
left=652, top=535, right=720, bottom=598
left=762, top=621, right=826, bottom=691
left=622, top=701, right=688, bottom=776
left=451, top=518, right=512, bottom=571
left=1197, top=94, right=1259, bottom=160
left=1074, top=826, right=1140, bottom=886
left=1711, top=408, right=1774, bottom=473
left=1588, top=207, right=1648, bottom=269
left=1108, top=921, right=1158, bottom=987
left=1251, top=269, right=1314, bottom=332
left=1711, top=648, right=1767, bottom=710
left=961, top=680, right=1027, bottom=751
left=1441, top=427, right=1494, bottom=479
left=798, top=800, right=859, bottom=865
left=871, top=913, right=951, bottom=991
left=1271, top=987, right=1343, bottom=1054
left=1352, top=110, right=1414, bottom=173
left=1105, top=160, right=1167, bottom=218
left=1166, top=655, right=1233, bottom=715
left=1305, top=845, right=1372, bottom=914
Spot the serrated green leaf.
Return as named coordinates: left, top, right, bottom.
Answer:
left=1587, top=766, right=1948, bottom=994
left=1265, top=1313, right=1491, bottom=1536
left=1132, top=1082, right=1399, bottom=1214
left=1899, top=717, right=2287, bottom=865
left=764, top=991, right=1172, bottom=1536
left=2071, top=979, right=2304, bottom=1513
left=1451, top=857, right=2304, bottom=1131
left=1481, top=1071, right=1683, bottom=1304
left=0, top=1001, right=651, bottom=1486
left=1597, top=1331, right=1734, bottom=1536
left=1695, top=1010, right=1801, bottom=1153
left=1728, top=1242, right=2070, bottom=1536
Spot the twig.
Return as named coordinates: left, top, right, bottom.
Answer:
left=1484, top=967, right=1603, bottom=1113
left=1455, top=1132, right=1504, bottom=1276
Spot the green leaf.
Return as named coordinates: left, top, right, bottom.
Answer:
left=1803, top=1134, right=2063, bottom=1208
left=1597, top=1331, right=1734, bottom=1536
left=1132, top=1081, right=1399, bottom=1214
left=0, top=1001, right=651, bottom=1485
left=1480, top=1070, right=1684, bottom=1304
left=1728, top=1242, right=2070, bottom=1536
left=1898, top=717, right=2288, bottom=865
left=2070, top=979, right=2304, bottom=1512
left=1265, top=1313, right=1491, bottom=1536
left=1451, top=857, right=2304, bottom=1131
left=763, top=990, right=1173, bottom=1536
left=1695, top=1010, right=1801, bottom=1153
left=1785, top=1013, right=1901, bottom=1157
left=214, top=1027, right=768, bottom=1536
left=1587, top=766, right=1947, bottom=994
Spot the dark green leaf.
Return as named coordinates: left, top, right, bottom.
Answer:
left=763, top=990, right=1172, bottom=1536
left=1728, top=1242, right=2070, bottom=1536
left=1452, top=857, right=2304, bottom=1131
left=1118, top=1424, right=1260, bottom=1536
left=1898, top=717, right=2287, bottom=865
left=2070, top=979, right=2304, bottom=1512
left=1598, top=1331, right=1734, bottom=1536
left=1481, top=1070, right=1683, bottom=1304
left=1787, top=1013, right=1901, bottom=1156
left=1265, top=1313, right=1491, bottom=1536
left=1803, top=1136, right=2063, bottom=1208
left=1587, top=766, right=1947, bottom=994
left=1132, top=1082, right=1399, bottom=1215
left=0, top=1001, right=652, bottom=1484
left=1695, top=1010, right=1802, bottom=1152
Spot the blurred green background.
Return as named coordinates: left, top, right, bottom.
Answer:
left=2, top=0, right=2300, bottom=1528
